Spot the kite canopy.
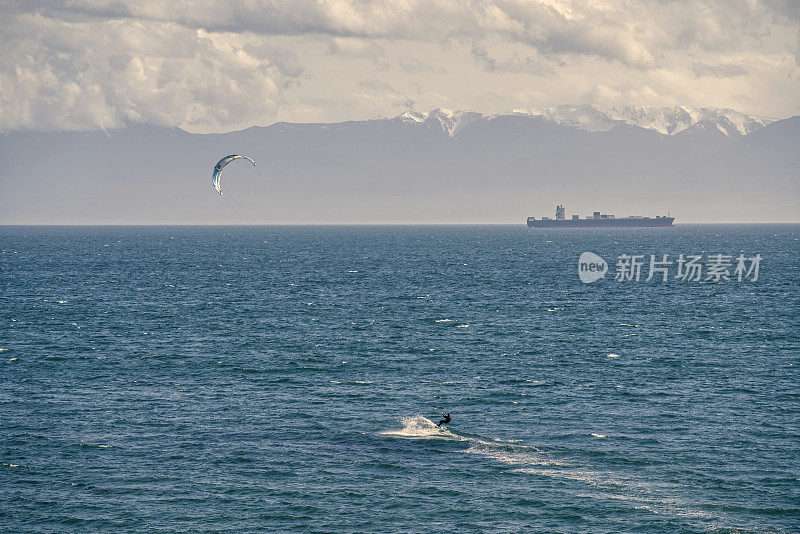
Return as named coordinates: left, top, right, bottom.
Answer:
left=212, top=154, right=256, bottom=195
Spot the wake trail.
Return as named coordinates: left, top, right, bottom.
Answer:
left=380, top=415, right=739, bottom=530
left=380, top=415, right=547, bottom=462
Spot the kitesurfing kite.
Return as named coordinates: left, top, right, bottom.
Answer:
left=211, top=154, right=257, bottom=195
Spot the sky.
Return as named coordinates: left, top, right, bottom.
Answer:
left=2, top=0, right=800, bottom=133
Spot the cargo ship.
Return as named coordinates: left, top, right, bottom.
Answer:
left=527, top=205, right=674, bottom=228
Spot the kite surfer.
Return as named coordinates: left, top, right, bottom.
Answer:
left=436, top=412, right=451, bottom=427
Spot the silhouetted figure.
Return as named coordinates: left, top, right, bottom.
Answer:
left=436, top=412, right=451, bottom=427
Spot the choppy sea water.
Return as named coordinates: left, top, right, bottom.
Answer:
left=1, top=225, right=798, bottom=533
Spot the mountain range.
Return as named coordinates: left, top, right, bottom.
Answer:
left=1, top=105, right=797, bottom=224
left=394, top=105, right=772, bottom=137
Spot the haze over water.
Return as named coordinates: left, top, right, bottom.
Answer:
left=1, top=225, right=798, bottom=532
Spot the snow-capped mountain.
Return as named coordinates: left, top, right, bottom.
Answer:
left=394, top=105, right=772, bottom=137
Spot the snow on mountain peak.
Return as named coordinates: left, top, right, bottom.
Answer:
left=390, top=105, right=771, bottom=137
left=423, top=108, right=484, bottom=137
left=512, top=105, right=621, bottom=132
left=396, top=110, right=427, bottom=123
left=583, top=105, right=770, bottom=136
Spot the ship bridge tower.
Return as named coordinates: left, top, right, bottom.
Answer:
left=555, top=204, right=566, bottom=220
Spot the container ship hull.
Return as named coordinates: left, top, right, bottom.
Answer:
left=527, top=217, right=674, bottom=228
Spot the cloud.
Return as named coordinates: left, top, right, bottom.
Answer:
left=12, top=0, right=749, bottom=68
left=327, top=37, right=390, bottom=69
left=397, top=57, right=436, bottom=74
left=395, top=97, right=416, bottom=110
left=0, top=11, right=281, bottom=132
left=356, top=79, right=396, bottom=92
left=327, top=37, right=384, bottom=59
left=1, top=1, right=799, bottom=131
left=470, top=43, right=556, bottom=75
left=692, top=62, right=748, bottom=78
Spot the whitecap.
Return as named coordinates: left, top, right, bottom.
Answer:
left=456, top=324, right=469, bottom=328
left=435, top=319, right=454, bottom=323
left=379, top=415, right=457, bottom=439
left=607, top=353, right=621, bottom=358
left=591, top=433, right=607, bottom=438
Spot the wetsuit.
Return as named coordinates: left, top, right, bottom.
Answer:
left=436, top=413, right=451, bottom=427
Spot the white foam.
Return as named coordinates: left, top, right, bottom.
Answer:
left=607, top=353, right=621, bottom=358
left=381, top=416, right=546, bottom=461
left=464, top=444, right=553, bottom=468
left=379, top=415, right=457, bottom=439
left=435, top=319, right=454, bottom=323
left=591, top=433, right=607, bottom=438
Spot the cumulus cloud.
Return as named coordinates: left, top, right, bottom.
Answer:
left=1, top=0, right=799, bottom=131
left=16, top=0, right=772, bottom=67
left=0, top=11, right=281, bottom=132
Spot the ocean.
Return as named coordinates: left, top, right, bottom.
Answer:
left=1, top=225, right=798, bottom=532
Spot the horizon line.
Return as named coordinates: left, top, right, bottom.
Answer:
left=2, top=222, right=799, bottom=227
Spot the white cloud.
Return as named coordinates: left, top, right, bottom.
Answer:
left=0, top=11, right=281, bottom=132
left=1, top=1, right=798, bottom=132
